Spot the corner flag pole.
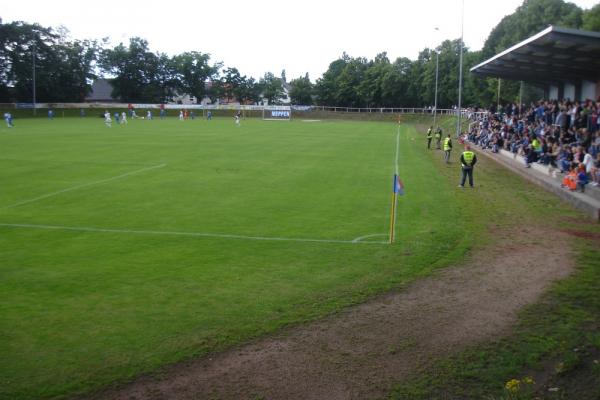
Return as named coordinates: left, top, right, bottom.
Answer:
left=389, top=126, right=402, bottom=244
left=389, top=174, right=398, bottom=243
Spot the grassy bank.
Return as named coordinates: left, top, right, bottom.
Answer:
left=390, top=123, right=600, bottom=399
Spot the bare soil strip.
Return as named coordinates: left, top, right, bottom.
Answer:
left=92, top=227, right=574, bottom=400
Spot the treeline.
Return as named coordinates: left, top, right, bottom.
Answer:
left=0, top=24, right=286, bottom=105
left=1, top=0, right=598, bottom=107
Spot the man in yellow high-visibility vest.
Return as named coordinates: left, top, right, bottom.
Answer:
left=459, top=144, right=478, bottom=188
left=443, top=134, right=452, bottom=163
left=426, top=126, right=433, bottom=149
left=434, top=127, right=442, bottom=149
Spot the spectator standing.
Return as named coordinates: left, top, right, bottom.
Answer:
left=590, top=153, right=600, bottom=186
left=582, top=148, right=594, bottom=176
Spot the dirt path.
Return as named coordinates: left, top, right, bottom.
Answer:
left=93, top=227, right=575, bottom=400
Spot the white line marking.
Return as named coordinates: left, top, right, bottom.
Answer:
left=2, top=164, right=167, bottom=209
left=0, top=223, right=389, bottom=245
left=0, top=158, right=158, bottom=166
left=352, top=234, right=388, bottom=243
left=390, top=126, right=401, bottom=245
left=394, top=126, right=400, bottom=176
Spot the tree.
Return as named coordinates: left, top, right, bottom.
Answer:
left=405, top=48, right=432, bottom=107
left=314, top=53, right=350, bottom=106
left=482, top=0, right=583, bottom=59
left=101, top=37, right=164, bottom=102
left=172, top=51, right=221, bottom=104
left=238, top=77, right=262, bottom=105
left=289, top=74, right=313, bottom=105
left=51, top=38, right=100, bottom=101
left=382, top=57, right=413, bottom=107
left=335, top=56, right=369, bottom=107
left=582, top=4, right=600, bottom=31
left=221, top=67, right=245, bottom=103
left=357, top=52, right=390, bottom=107
left=259, top=72, right=284, bottom=105
left=2, top=22, right=55, bottom=102
left=153, top=53, right=179, bottom=103
left=0, top=21, right=102, bottom=103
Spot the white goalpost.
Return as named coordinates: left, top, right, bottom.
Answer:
left=262, top=106, right=292, bottom=121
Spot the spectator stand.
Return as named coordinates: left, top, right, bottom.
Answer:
left=466, top=109, right=600, bottom=221
left=467, top=26, right=600, bottom=220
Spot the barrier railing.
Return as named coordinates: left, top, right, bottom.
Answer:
left=0, top=102, right=464, bottom=115
left=0, top=103, right=488, bottom=123
left=305, top=106, right=460, bottom=115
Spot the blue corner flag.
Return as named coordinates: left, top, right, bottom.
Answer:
left=393, top=174, right=405, bottom=196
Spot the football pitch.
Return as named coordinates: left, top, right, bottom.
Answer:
left=0, top=117, right=469, bottom=399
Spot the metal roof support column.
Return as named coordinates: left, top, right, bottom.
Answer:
left=519, top=81, right=523, bottom=115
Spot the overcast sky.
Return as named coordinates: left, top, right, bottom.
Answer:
left=3, top=0, right=597, bottom=81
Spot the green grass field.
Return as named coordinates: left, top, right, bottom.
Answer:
left=0, top=117, right=474, bottom=399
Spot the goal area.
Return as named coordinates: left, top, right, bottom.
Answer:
left=262, top=106, right=292, bottom=121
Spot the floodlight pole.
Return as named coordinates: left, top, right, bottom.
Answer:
left=32, top=42, right=37, bottom=116
left=433, top=27, right=440, bottom=129
left=455, top=0, right=465, bottom=138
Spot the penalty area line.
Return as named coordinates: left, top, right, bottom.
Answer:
left=0, top=223, right=389, bottom=245
left=352, top=234, right=389, bottom=243
left=2, top=164, right=167, bottom=209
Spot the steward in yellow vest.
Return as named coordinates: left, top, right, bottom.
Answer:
left=427, top=127, right=433, bottom=149
left=459, top=144, right=478, bottom=188
left=443, top=134, right=452, bottom=163
left=434, top=128, right=442, bottom=149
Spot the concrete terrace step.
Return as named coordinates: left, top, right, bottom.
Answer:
left=496, top=149, right=600, bottom=203
left=475, top=147, right=600, bottom=221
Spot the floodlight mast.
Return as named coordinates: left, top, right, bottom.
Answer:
left=32, top=42, right=36, bottom=116
left=456, top=0, right=464, bottom=138
left=433, top=27, right=440, bottom=129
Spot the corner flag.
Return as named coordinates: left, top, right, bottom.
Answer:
left=394, top=175, right=405, bottom=196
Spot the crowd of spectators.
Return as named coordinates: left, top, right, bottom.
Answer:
left=465, top=99, right=600, bottom=191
